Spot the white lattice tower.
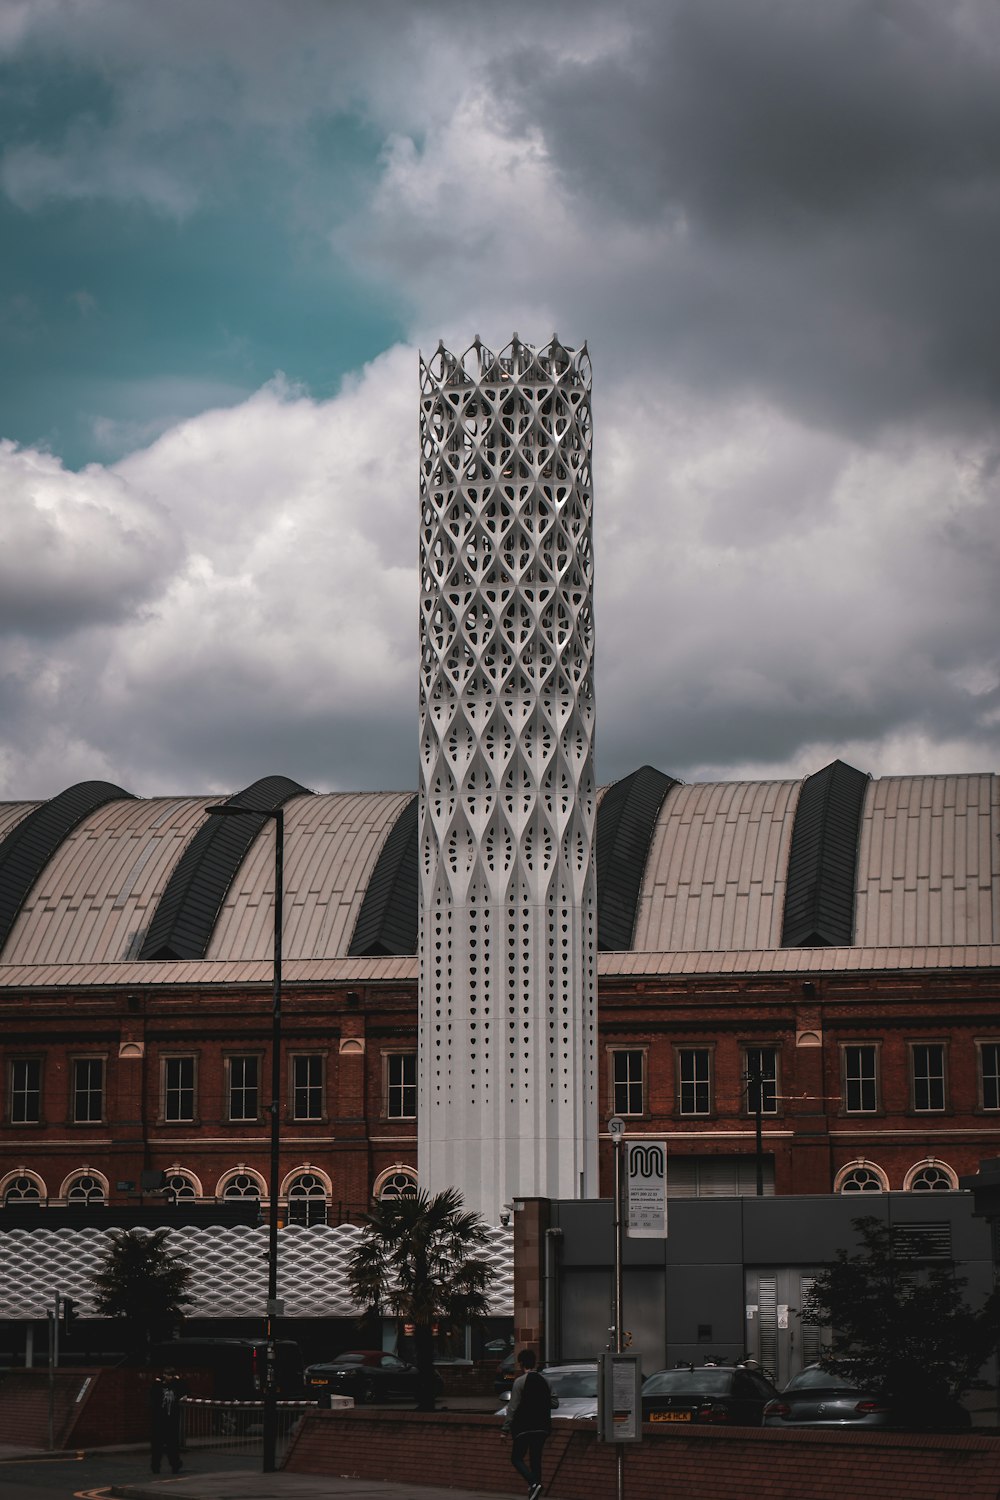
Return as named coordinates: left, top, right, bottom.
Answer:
left=417, top=334, right=598, bottom=1222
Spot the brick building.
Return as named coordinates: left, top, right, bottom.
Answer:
left=1, top=760, right=998, bottom=1222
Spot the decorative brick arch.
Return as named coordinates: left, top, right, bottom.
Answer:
left=834, top=1158, right=889, bottom=1193
left=215, top=1164, right=267, bottom=1200
left=904, top=1157, right=958, bottom=1191
left=373, top=1164, right=418, bottom=1200
left=163, top=1164, right=203, bottom=1199
left=1, top=1167, right=46, bottom=1203
left=59, top=1166, right=109, bottom=1202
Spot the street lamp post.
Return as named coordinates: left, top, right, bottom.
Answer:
left=744, top=1061, right=765, bottom=1197
left=207, top=804, right=283, bottom=1473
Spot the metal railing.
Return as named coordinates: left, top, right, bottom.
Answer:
left=179, top=1397, right=347, bottom=1463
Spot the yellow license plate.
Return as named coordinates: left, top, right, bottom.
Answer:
left=310, top=1378, right=330, bottom=1387
left=651, top=1410, right=692, bottom=1422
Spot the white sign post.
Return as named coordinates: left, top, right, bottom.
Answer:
left=625, top=1140, right=668, bottom=1239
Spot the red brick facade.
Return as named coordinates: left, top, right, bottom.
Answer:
left=285, top=1406, right=1000, bottom=1500
left=2, top=962, right=999, bottom=1214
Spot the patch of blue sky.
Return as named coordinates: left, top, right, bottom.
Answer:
left=0, top=57, right=406, bottom=468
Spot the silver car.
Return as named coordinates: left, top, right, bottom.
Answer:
left=763, top=1364, right=892, bottom=1429
left=495, top=1362, right=598, bottom=1420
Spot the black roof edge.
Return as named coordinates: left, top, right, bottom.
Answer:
left=596, top=765, right=680, bottom=952
left=139, top=775, right=313, bottom=961
left=0, top=780, right=135, bottom=957
left=781, top=759, right=870, bottom=948
left=348, top=795, right=419, bottom=957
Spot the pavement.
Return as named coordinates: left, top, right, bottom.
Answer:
left=110, top=1475, right=516, bottom=1500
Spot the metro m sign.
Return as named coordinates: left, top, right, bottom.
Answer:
left=625, top=1140, right=668, bottom=1238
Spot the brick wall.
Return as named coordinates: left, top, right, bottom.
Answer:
left=284, top=1408, right=1000, bottom=1500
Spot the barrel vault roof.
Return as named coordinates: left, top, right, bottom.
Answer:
left=0, top=767, right=996, bottom=982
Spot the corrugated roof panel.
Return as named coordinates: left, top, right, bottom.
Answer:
left=854, top=774, right=999, bottom=947
left=780, top=761, right=868, bottom=948
left=632, top=779, right=798, bottom=954
left=140, top=777, right=313, bottom=960
left=0, top=803, right=39, bottom=841
left=593, top=766, right=678, bottom=952
left=0, top=783, right=137, bottom=961
left=207, top=791, right=411, bottom=962
left=4, top=798, right=216, bottom=966
left=347, top=795, right=419, bottom=957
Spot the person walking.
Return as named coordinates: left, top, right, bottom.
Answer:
left=149, top=1367, right=187, bottom=1474
left=501, top=1348, right=555, bottom=1500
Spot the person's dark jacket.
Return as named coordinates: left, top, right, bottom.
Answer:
left=503, top=1369, right=554, bottom=1436
left=150, top=1376, right=187, bottom=1432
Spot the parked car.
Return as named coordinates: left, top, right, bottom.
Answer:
left=641, top=1363, right=778, bottom=1426
left=495, top=1362, right=599, bottom=1420
left=494, top=1350, right=519, bottom=1396
left=149, top=1338, right=305, bottom=1400
left=763, top=1363, right=971, bottom=1432
left=305, top=1350, right=442, bottom=1405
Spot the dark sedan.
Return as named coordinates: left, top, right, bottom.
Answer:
left=763, top=1364, right=892, bottom=1430
left=642, top=1364, right=778, bottom=1427
left=764, top=1363, right=972, bottom=1432
left=306, top=1349, right=442, bottom=1404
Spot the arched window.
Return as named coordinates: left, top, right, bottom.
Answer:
left=163, top=1168, right=200, bottom=1200
left=835, top=1160, right=888, bottom=1194
left=374, top=1165, right=418, bottom=1201
left=286, top=1170, right=329, bottom=1227
left=2, top=1169, right=45, bottom=1205
left=904, top=1158, right=958, bottom=1192
left=62, top=1169, right=108, bottom=1204
left=216, top=1166, right=265, bottom=1200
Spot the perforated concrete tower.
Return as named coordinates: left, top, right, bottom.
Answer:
left=418, top=334, right=598, bottom=1222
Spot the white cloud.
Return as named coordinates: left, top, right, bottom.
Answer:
left=2, top=1, right=1000, bottom=797
left=0, top=440, right=180, bottom=635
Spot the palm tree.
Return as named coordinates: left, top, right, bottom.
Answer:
left=89, top=1228, right=193, bottom=1363
left=347, top=1187, right=496, bottom=1410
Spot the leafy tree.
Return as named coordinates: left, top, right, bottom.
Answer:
left=801, top=1215, right=1000, bottom=1427
left=347, top=1187, right=496, bottom=1410
left=89, top=1228, right=193, bottom=1362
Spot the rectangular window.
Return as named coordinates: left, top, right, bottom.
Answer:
left=611, top=1049, right=645, bottom=1117
left=385, top=1053, right=416, bottom=1119
left=163, top=1056, right=195, bottom=1122
left=10, top=1059, right=41, bottom=1124
left=980, top=1043, right=1000, bottom=1111
left=743, top=1046, right=779, bottom=1115
left=292, top=1055, right=323, bottom=1121
left=911, top=1043, right=946, bottom=1112
left=678, top=1049, right=712, bottom=1116
left=73, top=1057, right=104, bottom=1123
left=843, top=1044, right=878, bottom=1113
left=228, top=1055, right=260, bottom=1122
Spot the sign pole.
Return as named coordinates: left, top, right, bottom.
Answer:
left=609, top=1117, right=625, bottom=1500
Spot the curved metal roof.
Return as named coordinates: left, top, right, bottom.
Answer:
left=0, top=782, right=135, bottom=960
left=0, top=768, right=995, bottom=975
left=781, top=760, right=869, bottom=947
left=207, top=788, right=412, bottom=963
left=141, top=776, right=312, bottom=960
left=853, top=773, right=999, bottom=948
left=595, top=765, right=679, bottom=951
left=632, top=778, right=801, bottom=953
left=348, top=795, right=419, bottom=957
left=3, top=794, right=216, bottom=966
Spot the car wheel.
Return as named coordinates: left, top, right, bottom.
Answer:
left=360, top=1380, right=377, bottom=1405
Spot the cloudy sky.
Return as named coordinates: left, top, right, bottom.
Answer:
left=2, top=0, right=999, bottom=801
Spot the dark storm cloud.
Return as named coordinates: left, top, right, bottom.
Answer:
left=502, top=0, right=1000, bottom=433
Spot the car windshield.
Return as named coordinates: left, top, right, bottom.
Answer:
left=643, top=1369, right=731, bottom=1396
left=786, top=1367, right=858, bottom=1391
left=547, top=1371, right=598, bottom=1398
